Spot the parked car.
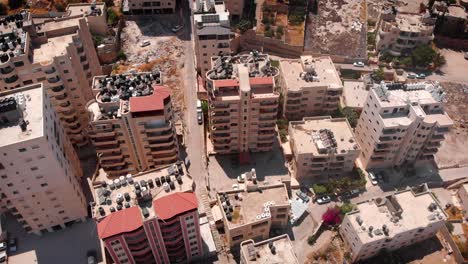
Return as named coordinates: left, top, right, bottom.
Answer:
left=296, top=190, right=310, bottom=203
left=87, top=250, right=97, bottom=264
left=232, top=184, right=240, bottom=190
left=8, top=237, right=16, bottom=253
left=368, top=172, right=378, bottom=185
left=407, top=73, right=417, bottom=79
left=139, top=40, right=150, bottom=47
left=171, top=24, right=183, bottom=33
left=237, top=174, right=245, bottom=183
left=317, top=196, right=331, bottom=204
left=353, top=61, right=365, bottom=67
left=197, top=111, right=203, bottom=125
left=417, top=73, right=426, bottom=79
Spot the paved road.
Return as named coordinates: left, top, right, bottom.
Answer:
left=180, top=0, right=207, bottom=195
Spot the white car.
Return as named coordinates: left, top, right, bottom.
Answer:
left=317, top=196, right=331, bottom=204
left=171, top=25, right=183, bottom=33
left=139, top=40, right=150, bottom=47
left=407, top=73, right=417, bottom=79
left=368, top=172, right=378, bottom=185
left=353, top=62, right=365, bottom=67
left=237, top=174, right=245, bottom=183
left=232, top=184, right=239, bottom=190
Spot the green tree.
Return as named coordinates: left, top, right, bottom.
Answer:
left=117, top=50, right=127, bottom=61
left=433, top=52, right=446, bottom=67
left=55, top=2, right=66, bottom=12
left=410, top=44, right=437, bottom=67
left=236, top=20, right=252, bottom=34
left=372, top=67, right=385, bottom=82
left=341, top=107, right=359, bottom=128
left=313, top=184, right=328, bottom=195
left=264, top=29, right=274, bottom=38
left=339, top=203, right=355, bottom=215
left=107, top=8, right=119, bottom=25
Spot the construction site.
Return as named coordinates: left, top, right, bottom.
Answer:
left=304, top=0, right=367, bottom=60
left=435, top=82, right=468, bottom=168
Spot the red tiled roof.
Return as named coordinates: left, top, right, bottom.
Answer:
left=129, top=85, right=171, bottom=113
left=97, top=206, right=143, bottom=239
left=153, top=192, right=198, bottom=220
left=249, top=77, right=273, bottom=86
left=213, top=79, right=239, bottom=87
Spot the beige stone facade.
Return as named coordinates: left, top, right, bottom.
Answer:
left=354, top=82, right=453, bottom=169
left=458, top=184, right=468, bottom=219
left=206, top=52, right=280, bottom=154
left=0, top=11, right=103, bottom=147
left=123, top=0, right=176, bottom=14
left=376, top=12, right=436, bottom=56
left=240, top=234, right=299, bottom=264
left=340, top=189, right=447, bottom=262
left=217, top=183, right=290, bottom=247
left=289, top=116, right=361, bottom=181
left=0, top=84, right=87, bottom=235
left=87, top=72, right=179, bottom=177
left=279, top=56, right=342, bottom=120
left=194, top=0, right=232, bottom=77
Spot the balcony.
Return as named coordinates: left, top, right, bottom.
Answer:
left=101, top=159, right=126, bottom=168
left=150, top=147, right=177, bottom=155
left=378, top=136, right=393, bottom=142
left=259, top=116, right=276, bottom=122
left=142, top=122, right=172, bottom=133
left=211, top=103, right=229, bottom=109
left=148, top=140, right=175, bottom=148
left=68, top=123, right=82, bottom=133
left=50, top=85, right=65, bottom=95
left=59, top=109, right=76, bottom=117
left=0, top=66, right=14, bottom=74
left=212, top=133, right=230, bottom=139
left=99, top=153, right=124, bottom=161
left=146, top=132, right=173, bottom=141
left=5, top=74, right=19, bottom=84
left=47, top=76, right=61, bottom=84
left=96, top=144, right=120, bottom=153
left=258, top=136, right=274, bottom=142
left=93, top=138, right=119, bottom=146
left=57, top=101, right=73, bottom=112
left=212, top=119, right=230, bottom=124
left=212, top=125, right=229, bottom=132
left=44, top=67, right=56, bottom=74
left=423, top=148, right=438, bottom=154
left=430, top=135, right=445, bottom=141
left=375, top=143, right=392, bottom=150
left=211, top=112, right=230, bottom=119
left=89, top=131, right=116, bottom=138
left=152, top=153, right=178, bottom=163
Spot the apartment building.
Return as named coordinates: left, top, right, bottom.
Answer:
left=340, top=189, right=447, bottom=262
left=289, top=116, right=361, bottom=181
left=279, top=56, right=342, bottom=120
left=206, top=52, right=280, bottom=155
left=122, top=0, right=175, bottom=14
left=225, top=0, right=244, bottom=20
left=194, top=0, right=232, bottom=77
left=354, top=82, right=453, bottom=169
left=376, top=11, right=436, bottom=56
left=92, top=164, right=202, bottom=264
left=87, top=72, right=178, bottom=177
left=240, top=234, right=299, bottom=264
left=0, top=84, right=87, bottom=235
left=217, top=183, right=290, bottom=247
left=0, top=11, right=103, bottom=146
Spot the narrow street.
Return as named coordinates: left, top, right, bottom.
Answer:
left=180, top=0, right=207, bottom=195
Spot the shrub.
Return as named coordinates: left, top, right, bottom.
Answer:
left=107, top=8, right=119, bottom=25
left=339, top=203, right=355, bottom=215
left=372, top=67, right=385, bottom=82
left=264, top=29, right=274, bottom=38
left=117, top=51, right=127, bottom=61
left=236, top=20, right=252, bottom=34
left=313, top=184, right=328, bottom=195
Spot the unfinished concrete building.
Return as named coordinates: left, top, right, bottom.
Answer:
left=0, top=84, right=87, bottom=235
left=194, top=0, right=232, bottom=77
left=354, top=82, right=453, bottom=169
left=279, top=56, right=342, bottom=120
left=206, top=52, right=280, bottom=155
left=0, top=11, right=103, bottom=146
left=87, top=72, right=179, bottom=177
left=377, top=11, right=436, bottom=56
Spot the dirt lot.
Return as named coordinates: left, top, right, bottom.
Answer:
left=435, top=82, right=468, bottom=168
left=428, top=49, right=468, bottom=84
left=115, top=16, right=186, bottom=121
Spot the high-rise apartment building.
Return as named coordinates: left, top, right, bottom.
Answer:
left=193, top=0, right=232, bottom=77
left=279, top=56, right=342, bottom=120
left=377, top=11, right=436, bottom=56
left=289, top=116, right=361, bottom=181
left=206, top=52, right=280, bottom=155
left=92, top=164, right=202, bottom=264
left=217, top=183, right=290, bottom=247
left=0, top=11, right=103, bottom=146
left=240, top=234, right=299, bottom=264
left=354, top=82, right=453, bottom=169
left=340, top=189, right=446, bottom=262
left=87, top=72, right=178, bottom=177
left=0, top=84, right=87, bottom=235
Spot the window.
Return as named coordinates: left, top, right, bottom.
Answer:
left=18, top=148, right=26, bottom=152
left=31, top=167, right=38, bottom=171
left=41, top=183, right=48, bottom=187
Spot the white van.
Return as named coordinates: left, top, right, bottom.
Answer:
left=196, top=100, right=202, bottom=113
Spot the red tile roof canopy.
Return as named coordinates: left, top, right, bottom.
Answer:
left=129, top=85, right=171, bottom=113
left=153, top=192, right=198, bottom=221
left=97, top=206, right=143, bottom=239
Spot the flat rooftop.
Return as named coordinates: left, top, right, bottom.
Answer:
left=219, top=184, right=289, bottom=228
left=395, top=14, right=433, bottom=32
left=304, top=0, right=366, bottom=59
left=347, top=189, right=447, bottom=244
left=240, top=235, right=299, bottom=264
left=193, top=1, right=229, bottom=24
left=397, top=0, right=429, bottom=14
left=91, top=163, right=193, bottom=221
left=0, top=84, right=44, bottom=148
left=375, top=82, right=447, bottom=106
left=67, top=3, right=105, bottom=17
left=342, top=81, right=368, bottom=109
left=447, top=5, right=467, bottom=19
left=32, top=34, right=74, bottom=64
left=39, top=17, right=82, bottom=33
left=280, top=56, right=342, bottom=92
left=207, top=52, right=279, bottom=81
left=0, top=13, right=29, bottom=58
left=289, top=116, right=359, bottom=156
